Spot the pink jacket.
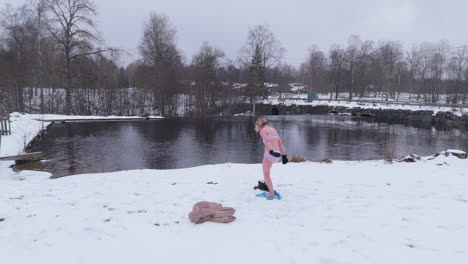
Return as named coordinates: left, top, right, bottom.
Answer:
left=188, top=201, right=236, bottom=224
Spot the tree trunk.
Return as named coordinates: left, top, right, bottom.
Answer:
left=65, top=55, right=72, bottom=115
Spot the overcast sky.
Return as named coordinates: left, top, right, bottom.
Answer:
left=2, top=0, right=468, bottom=66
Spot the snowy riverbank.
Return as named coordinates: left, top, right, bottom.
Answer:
left=262, top=97, right=468, bottom=116
left=0, top=113, right=162, bottom=176
left=0, top=112, right=162, bottom=156
left=1, top=113, right=468, bottom=264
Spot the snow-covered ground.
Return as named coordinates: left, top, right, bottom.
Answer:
left=1, top=113, right=468, bottom=264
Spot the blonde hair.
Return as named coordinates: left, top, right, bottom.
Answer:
left=255, top=118, right=268, bottom=132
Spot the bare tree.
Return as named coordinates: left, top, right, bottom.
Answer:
left=139, top=12, right=181, bottom=116
left=447, top=47, right=467, bottom=104
left=43, top=0, right=108, bottom=114
left=376, top=41, right=403, bottom=100
left=239, top=25, right=284, bottom=114
left=31, top=0, right=47, bottom=112
left=418, top=42, right=433, bottom=101
left=0, top=3, right=36, bottom=112
left=192, top=41, right=224, bottom=116
left=305, top=45, right=326, bottom=93
left=355, top=40, right=374, bottom=97
left=345, top=35, right=360, bottom=100
left=0, top=2, right=142, bottom=117
left=406, top=46, right=421, bottom=99
left=464, top=62, right=468, bottom=103
left=429, top=40, right=450, bottom=103
left=329, top=44, right=345, bottom=99
left=240, top=24, right=285, bottom=71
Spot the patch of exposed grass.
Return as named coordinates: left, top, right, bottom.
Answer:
left=290, top=155, right=307, bottom=163
left=384, top=145, right=397, bottom=163
left=320, top=158, right=333, bottom=164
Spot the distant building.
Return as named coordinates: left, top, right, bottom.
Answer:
left=264, top=82, right=279, bottom=94
left=289, top=83, right=308, bottom=94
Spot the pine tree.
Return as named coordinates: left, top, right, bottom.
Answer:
left=247, top=45, right=265, bottom=114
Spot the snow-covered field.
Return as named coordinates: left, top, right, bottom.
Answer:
left=1, top=113, right=468, bottom=264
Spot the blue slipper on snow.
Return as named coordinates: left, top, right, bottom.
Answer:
left=274, top=190, right=282, bottom=200
left=256, top=192, right=277, bottom=200
left=256, top=191, right=282, bottom=200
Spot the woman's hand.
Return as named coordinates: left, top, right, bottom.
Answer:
left=282, top=155, right=289, bottom=165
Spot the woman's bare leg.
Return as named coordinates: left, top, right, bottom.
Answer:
left=262, top=158, right=275, bottom=197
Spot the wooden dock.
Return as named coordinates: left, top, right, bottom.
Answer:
left=0, top=152, right=44, bottom=162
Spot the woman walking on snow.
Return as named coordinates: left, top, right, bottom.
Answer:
left=255, top=118, right=288, bottom=199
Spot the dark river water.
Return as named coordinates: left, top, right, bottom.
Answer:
left=25, top=115, right=468, bottom=177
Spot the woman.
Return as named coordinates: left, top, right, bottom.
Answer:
left=255, top=118, right=288, bottom=199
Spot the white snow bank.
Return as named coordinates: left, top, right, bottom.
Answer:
left=398, top=150, right=467, bottom=162
left=1, top=157, right=468, bottom=264
left=0, top=113, right=48, bottom=157
left=446, top=149, right=467, bottom=155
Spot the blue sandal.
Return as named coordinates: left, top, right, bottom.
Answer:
left=274, top=190, right=282, bottom=200
left=256, top=191, right=282, bottom=200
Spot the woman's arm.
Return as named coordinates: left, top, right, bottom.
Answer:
left=279, top=137, right=286, bottom=155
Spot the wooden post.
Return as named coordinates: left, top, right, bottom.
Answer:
left=0, top=116, right=11, bottom=135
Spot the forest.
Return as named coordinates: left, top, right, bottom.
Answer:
left=1, top=0, right=467, bottom=117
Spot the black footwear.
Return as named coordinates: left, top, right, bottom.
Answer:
left=253, top=181, right=269, bottom=192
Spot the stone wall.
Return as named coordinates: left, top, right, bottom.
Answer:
left=235, top=103, right=468, bottom=128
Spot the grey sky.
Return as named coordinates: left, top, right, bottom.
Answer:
left=2, top=0, right=468, bottom=67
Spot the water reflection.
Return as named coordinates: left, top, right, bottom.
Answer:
left=26, top=115, right=468, bottom=177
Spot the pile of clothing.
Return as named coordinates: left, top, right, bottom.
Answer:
left=188, top=201, right=236, bottom=224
